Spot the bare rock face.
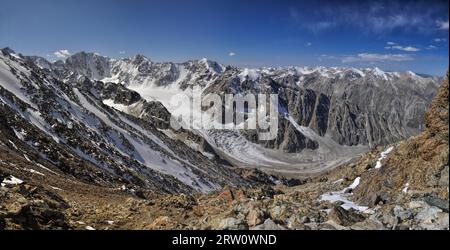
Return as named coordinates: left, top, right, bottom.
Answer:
left=65, top=52, right=111, bottom=80
left=424, top=72, right=449, bottom=143
left=354, top=74, right=449, bottom=209
left=241, top=117, right=318, bottom=153
left=200, top=67, right=440, bottom=155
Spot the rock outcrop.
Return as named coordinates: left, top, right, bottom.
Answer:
left=354, top=74, right=448, bottom=206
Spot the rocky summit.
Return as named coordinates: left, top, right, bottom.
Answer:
left=0, top=47, right=448, bottom=230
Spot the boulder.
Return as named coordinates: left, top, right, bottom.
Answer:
left=250, top=219, right=286, bottom=230
left=438, top=166, right=449, bottom=187
left=350, top=218, right=385, bottom=230
left=218, top=217, right=248, bottom=230
left=419, top=212, right=449, bottom=230
left=392, top=205, right=413, bottom=221
left=246, top=209, right=266, bottom=227
left=328, top=206, right=365, bottom=227
left=415, top=206, right=442, bottom=221
left=424, top=196, right=449, bottom=212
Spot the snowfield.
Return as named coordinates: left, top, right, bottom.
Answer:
left=320, top=177, right=369, bottom=212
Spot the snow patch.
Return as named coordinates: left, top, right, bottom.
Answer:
left=1, top=175, right=24, bottom=186
left=320, top=177, right=368, bottom=212
left=36, top=163, right=59, bottom=175
left=333, top=178, right=344, bottom=184
left=342, top=177, right=361, bottom=193
left=238, top=68, right=261, bottom=82
left=8, top=140, right=18, bottom=150
left=370, top=67, right=389, bottom=81
left=50, top=185, right=63, bottom=191
left=374, top=146, right=394, bottom=169
left=13, top=129, right=26, bottom=141
left=25, top=168, right=45, bottom=176
left=402, top=183, right=409, bottom=194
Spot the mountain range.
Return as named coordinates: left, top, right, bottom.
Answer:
left=0, top=47, right=448, bottom=230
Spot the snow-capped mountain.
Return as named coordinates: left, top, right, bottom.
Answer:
left=36, top=51, right=227, bottom=89
left=1, top=48, right=442, bottom=192
left=27, top=51, right=440, bottom=170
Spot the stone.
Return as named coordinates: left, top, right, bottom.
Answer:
left=424, top=196, right=449, bottom=212
left=350, top=219, right=385, bottom=230
left=217, top=187, right=246, bottom=202
left=415, top=206, right=442, bottom=222
left=218, top=217, right=248, bottom=230
left=392, top=205, right=413, bottom=221
left=300, top=216, right=311, bottom=223
left=250, top=219, right=286, bottom=230
left=377, top=213, right=399, bottom=229
left=419, top=212, right=449, bottom=230
left=269, top=205, right=287, bottom=219
left=246, top=209, right=266, bottom=227
left=147, top=216, right=172, bottom=229
left=408, top=200, right=429, bottom=210
left=328, top=206, right=365, bottom=227
left=363, top=193, right=390, bottom=207
left=438, top=166, right=449, bottom=187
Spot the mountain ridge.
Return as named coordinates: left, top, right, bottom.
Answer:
left=22, top=49, right=445, bottom=78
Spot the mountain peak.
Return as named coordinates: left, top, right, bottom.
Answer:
left=68, top=51, right=109, bottom=60
left=197, top=58, right=225, bottom=74
left=131, top=54, right=150, bottom=64
left=1, top=47, right=16, bottom=55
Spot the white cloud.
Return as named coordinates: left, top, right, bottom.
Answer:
left=291, top=1, right=448, bottom=35
left=54, top=49, right=71, bottom=58
left=306, top=42, right=312, bottom=47
left=434, top=38, right=447, bottom=42
left=427, top=45, right=437, bottom=50
left=119, top=51, right=126, bottom=54
left=318, top=54, right=337, bottom=62
left=319, top=54, right=337, bottom=59
left=229, top=52, right=236, bottom=57
left=342, top=53, right=414, bottom=63
left=387, top=41, right=397, bottom=45
left=385, top=43, right=420, bottom=52
left=436, top=20, right=449, bottom=30
left=393, top=46, right=420, bottom=52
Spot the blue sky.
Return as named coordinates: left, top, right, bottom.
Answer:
left=0, top=0, right=448, bottom=75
